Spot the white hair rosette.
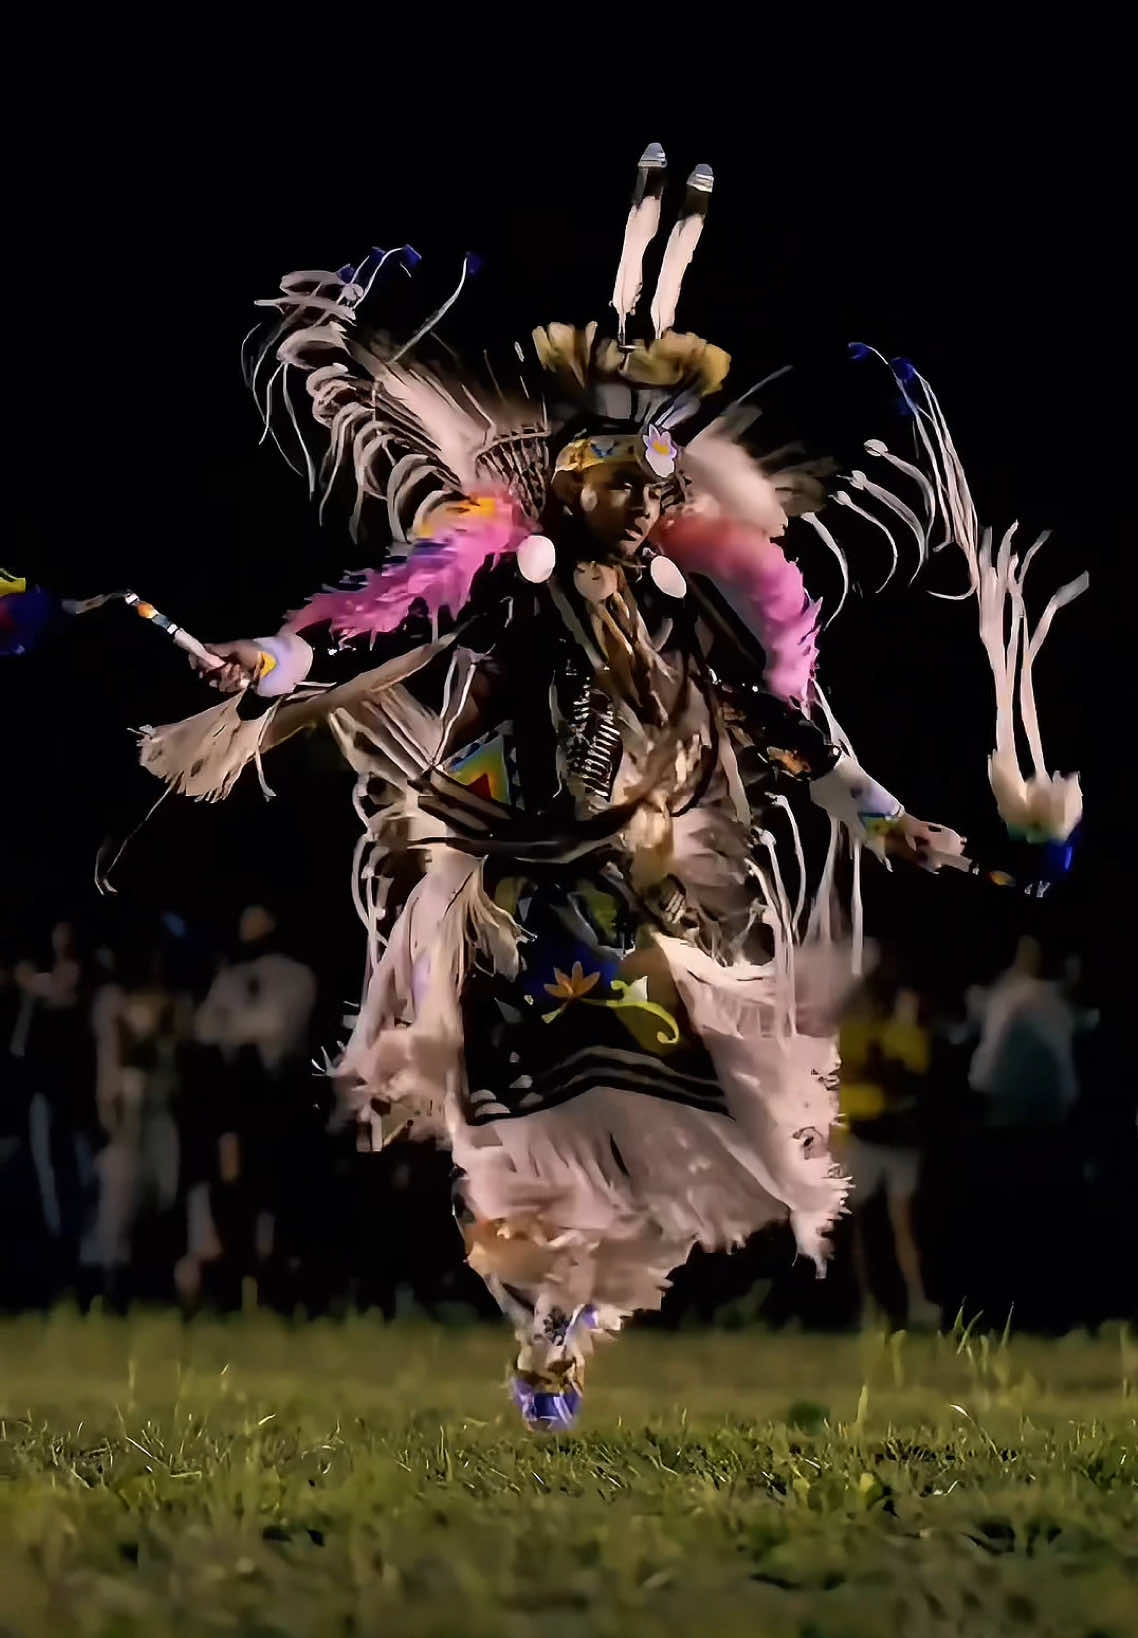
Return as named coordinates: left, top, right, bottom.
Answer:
left=516, top=534, right=557, bottom=585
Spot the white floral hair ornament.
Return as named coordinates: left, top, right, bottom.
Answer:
left=641, top=424, right=677, bottom=478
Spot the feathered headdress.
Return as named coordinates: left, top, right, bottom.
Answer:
left=248, top=148, right=828, bottom=701
left=245, top=250, right=554, bottom=554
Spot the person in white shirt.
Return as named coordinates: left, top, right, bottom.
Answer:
left=962, top=936, right=1095, bottom=1331
left=967, top=937, right=1084, bottom=1130
left=178, top=907, right=317, bottom=1306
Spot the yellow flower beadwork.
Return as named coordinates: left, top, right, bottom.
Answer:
left=543, top=963, right=601, bottom=1004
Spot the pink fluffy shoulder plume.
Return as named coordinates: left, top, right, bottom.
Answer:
left=654, top=514, right=820, bottom=704
left=285, top=494, right=530, bottom=641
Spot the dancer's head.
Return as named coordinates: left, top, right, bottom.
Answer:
left=551, top=454, right=664, bottom=557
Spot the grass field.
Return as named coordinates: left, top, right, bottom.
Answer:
left=0, top=1312, right=1135, bottom=1637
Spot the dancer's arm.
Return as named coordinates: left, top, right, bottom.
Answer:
left=191, top=618, right=504, bottom=756
left=808, top=751, right=965, bottom=870
left=736, top=686, right=965, bottom=869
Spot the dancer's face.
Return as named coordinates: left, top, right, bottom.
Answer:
left=574, top=462, right=662, bottom=555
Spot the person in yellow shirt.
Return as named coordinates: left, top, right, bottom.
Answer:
left=838, top=973, right=939, bottom=1329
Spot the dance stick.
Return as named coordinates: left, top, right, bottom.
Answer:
left=62, top=590, right=274, bottom=687
left=925, top=845, right=1072, bottom=897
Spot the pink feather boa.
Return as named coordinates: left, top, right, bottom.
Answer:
left=287, top=494, right=530, bottom=640
left=654, top=514, right=820, bottom=703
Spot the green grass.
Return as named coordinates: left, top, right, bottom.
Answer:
left=0, top=1313, right=1135, bottom=1636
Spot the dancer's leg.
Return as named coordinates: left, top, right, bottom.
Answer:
left=462, top=1212, right=690, bottom=1430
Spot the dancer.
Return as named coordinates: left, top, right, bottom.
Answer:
left=131, top=145, right=1078, bottom=1428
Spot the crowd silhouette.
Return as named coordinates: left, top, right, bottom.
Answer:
left=1, top=906, right=1132, bottom=1333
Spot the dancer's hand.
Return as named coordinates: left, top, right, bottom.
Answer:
left=884, top=813, right=966, bottom=871
left=192, top=639, right=265, bottom=693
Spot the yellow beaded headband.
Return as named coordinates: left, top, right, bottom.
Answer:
left=554, top=425, right=677, bottom=480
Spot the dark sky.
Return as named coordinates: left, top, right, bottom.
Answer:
left=2, top=49, right=1126, bottom=1001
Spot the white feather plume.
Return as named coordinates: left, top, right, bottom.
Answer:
left=613, top=196, right=664, bottom=340
left=650, top=214, right=705, bottom=338
left=380, top=366, right=483, bottom=492
left=682, top=428, right=789, bottom=538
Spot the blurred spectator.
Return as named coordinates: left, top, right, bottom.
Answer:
left=85, top=940, right=191, bottom=1305
left=966, top=936, right=1087, bottom=1126
left=838, top=963, right=941, bottom=1330
left=10, top=922, right=98, bottom=1288
left=1, top=943, right=48, bottom=1307
left=0, top=901, right=1126, bottom=1332
left=180, top=906, right=317, bottom=1308
left=957, top=935, right=1095, bottom=1331
left=0, top=943, right=21, bottom=1163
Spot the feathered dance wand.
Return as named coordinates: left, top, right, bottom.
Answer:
left=926, top=833, right=1080, bottom=898
left=844, top=354, right=1088, bottom=890
left=3, top=572, right=319, bottom=891
left=2, top=572, right=291, bottom=692
left=63, top=589, right=235, bottom=673
left=3, top=569, right=316, bottom=792
left=925, top=520, right=1086, bottom=898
